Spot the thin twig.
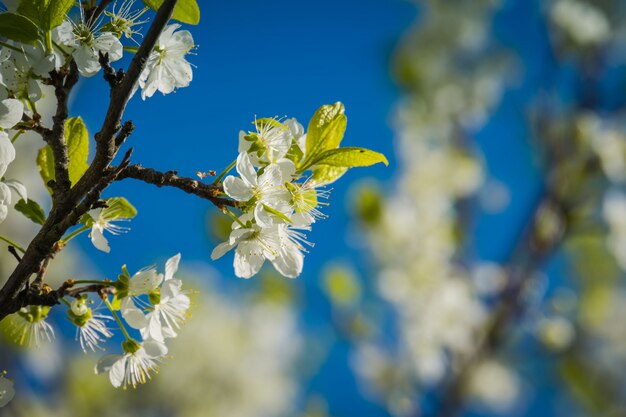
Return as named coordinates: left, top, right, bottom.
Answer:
left=7, top=246, right=21, bottom=262
left=115, top=164, right=238, bottom=208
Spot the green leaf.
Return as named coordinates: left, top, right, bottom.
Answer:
left=36, top=117, right=90, bottom=193
left=101, top=197, right=137, bottom=221
left=312, top=147, right=389, bottom=168
left=43, top=0, right=73, bottom=30
left=17, top=0, right=46, bottom=26
left=65, top=117, right=89, bottom=185
left=304, top=102, right=347, bottom=163
left=0, top=12, right=39, bottom=43
left=36, top=145, right=55, bottom=193
left=14, top=199, right=46, bottom=225
left=310, top=166, right=348, bottom=186
left=142, top=0, right=200, bottom=25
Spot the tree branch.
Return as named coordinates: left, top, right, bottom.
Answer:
left=0, top=0, right=180, bottom=322
left=115, top=164, right=238, bottom=208
left=44, top=62, right=80, bottom=199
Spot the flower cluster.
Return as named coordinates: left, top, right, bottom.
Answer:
left=211, top=120, right=316, bottom=279
left=212, top=111, right=387, bottom=279
left=95, top=254, right=190, bottom=389
left=5, top=254, right=190, bottom=390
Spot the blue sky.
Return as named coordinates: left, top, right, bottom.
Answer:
left=69, top=1, right=416, bottom=415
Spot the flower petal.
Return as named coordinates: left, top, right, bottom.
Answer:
left=95, top=354, right=122, bottom=375
left=223, top=176, right=253, bottom=201
left=164, top=253, right=181, bottom=281
left=234, top=249, right=265, bottom=279
left=211, top=241, right=235, bottom=260
left=0, top=98, right=23, bottom=129
left=5, top=179, right=27, bottom=202
left=109, top=356, right=127, bottom=388
left=120, top=298, right=148, bottom=329
left=272, top=245, right=304, bottom=278
left=236, top=152, right=257, bottom=186
left=90, top=225, right=111, bottom=253
left=143, top=339, right=168, bottom=357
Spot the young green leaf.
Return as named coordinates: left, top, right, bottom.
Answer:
left=43, top=0, right=74, bottom=30
left=36, top=145, right=55, bottom=193
left=65, top=117, right=90, bottom=185
left=304, top=102, right=347, bottom=162
left=310, top=166, right=348, bottom=186
left=36, top=117, right=91, bottom=193
left=312, top=147, right=389, bottom=168
left=142, top=0, right=200, bottom=25
left=14, top=199, right=46, bottom=225
left=0, top=13, right=39, bottom=43
left=102, top=197, right=137, bottom=221
left=16, top=0, right=46, bottom=26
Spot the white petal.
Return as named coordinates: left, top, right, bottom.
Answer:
left=258, top=163, right=284, bottom=188
left=109, top=356, right=127, bottom=388
left=90, top=226, right=111, bottom=253
left=0, top=98, right=23, bottom=128
left=236, top=152, right=258, bottom=186
left=128, top=268, right=162, bottom=295
left=95, top=33, right=123, bottom=62
left=223, top=176, right=253, bottom=201
left=287, top=118, right=304, bottom=139
left=141, top=313, right=164, bottom=343
left=73, top=46, right=100, bottom=77
left=143, top=339, right=168, bottom=357
left=271, top=245, right=304, bottom=278
left=5, top=179, right=26, bottom=201
left=234, top=250, right=265, bottom=279
left=238, top=130, right=251, bottom=153
left=0, top=182, right=11, bottom=205
left=276, top=158, right=297, bottom=182
left=211, top=241, right=235, bottom=260
left=254, top=204, right=274, bottom=228
left=164, top=253, right=181, bottom=281
left=0, top=203, right=7, bottom=224
left=95, top=354, right=122, bottom=375
left=120, top=298, right=148, bottom=329
left=0, top=131, right=16, bottom=173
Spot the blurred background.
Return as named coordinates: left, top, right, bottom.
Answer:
left=3, top=0, right=626, bottom=416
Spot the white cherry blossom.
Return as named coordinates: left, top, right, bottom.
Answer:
left=88, top=207, right=130, bottom=253
left=95, top=339, right=167, bottom=388
left=224, top=152, right=293, bottom=227
left=8, top=306, right=54, bottom=348
left=68, top=298, right=113, bottom=352
left=138, top=24, right=194, bottom=99
left=238, top=118, right=293, bottom=164
left=211, top=213, right=308, bottom=278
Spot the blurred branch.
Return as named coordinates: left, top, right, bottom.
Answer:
left=430, top=112, right=599, bottom=416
